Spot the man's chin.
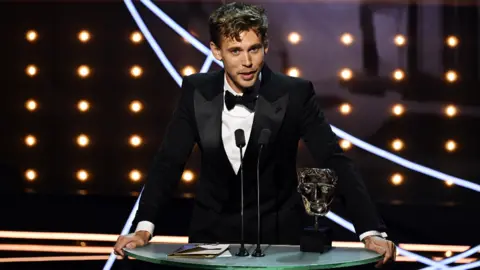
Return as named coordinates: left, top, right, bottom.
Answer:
left=237, top=77, right=258, bottom=88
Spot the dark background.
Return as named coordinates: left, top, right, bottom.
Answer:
left=0, top=1, right=479, bottom=269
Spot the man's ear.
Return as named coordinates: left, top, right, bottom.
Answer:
left=210, top=41, right=222, bottom=61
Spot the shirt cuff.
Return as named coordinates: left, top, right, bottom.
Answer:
left=135, top=221, right=155, bottom=239
left=359, top=230, right=388, bottom=241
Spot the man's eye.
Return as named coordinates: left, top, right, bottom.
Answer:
left=250, top=48, right=259, bottom=53
left=231, top=50, right=239, bottom=55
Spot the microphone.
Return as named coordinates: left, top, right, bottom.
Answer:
left=234, top=129, right=249, bottom=257
left=252, top=129, right=271, bottom=257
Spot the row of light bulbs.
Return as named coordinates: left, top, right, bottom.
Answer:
left=25, top=30, right=144, bottom=44
left=389, top=173, right=454, bottom=187
left=24, top=64, right=197, bottom=78
left=23, top=134, right=460, bottom=152
left=336, top=68, right=458, bottom=83
left=22, top=99, right=460, bottom=118
left=24, top=99, right=144, bottom=113
left=23, top=167, right=454, bottom=187
left=25, top=29, right=460, bottom=49
left=24, top=134, right=146, bottom=148
left=24, top=169, right=195, bottom=183
left=337, top=103, right=459, bottom=117
left=287, top=31, right=460, bottom=48
left=284, top=67, right=460, bottom=83
left=339, top=139, right=459, bottom=153
left=24, top=63, right=460, bottom=84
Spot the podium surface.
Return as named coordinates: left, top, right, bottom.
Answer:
left=124, top=243, right=382, bottom=269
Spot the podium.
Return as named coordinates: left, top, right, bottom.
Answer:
left=123, top=243, right=382, bottom=269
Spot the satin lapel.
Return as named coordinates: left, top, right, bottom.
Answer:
left=244, top=66, right=289, bottom=165
left=194, top=90, right=224, bottom=152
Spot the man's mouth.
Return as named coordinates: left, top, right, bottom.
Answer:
left=239, top=70, right=256, bottom=80
left=239, top=70, right=256, bottom=75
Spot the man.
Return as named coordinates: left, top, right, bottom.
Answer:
left=115, top=2, right=396, bottom=268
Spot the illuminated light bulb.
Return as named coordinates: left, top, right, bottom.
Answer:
left=130, top=100, right=143, bottom=113
left=445, top=70, right=458, bottom=82
left=339, top=139, right=352, bottom=150
left=393, top=69, right=405, bottom=81
left=130, top=65, right=143, bottom=78
left=182, top=170, right=194, bottom=182
left=444, top=105, right=457, bottom=117
left=392, top=104, right=405, bottom=116
left=129, top=170, right=142, bottom=182
left=25, top=135, right=37, bottom=147
left=76, top=170, right=89, bottom=182
left=339, top=103, right=352, bottom=115
left=78, top=30, right=91, bottom=43
left=25, top=99, right=38, bottom=111
left=394, top=34, right=407, bottom=46
left=287, top=67, right=300, bottom=77
left=26, top=65, right=38, bottom=77
left=26, top=30, right=38, bottom=42
left=25, top=169, right=37, bottom=181
left=340, top=33, right=354, bottom=45
left=391, top=139, right=404, bottom=151
left=130, top=31, right=143, bottom=43
left=76, top=134, right=89, bottom=147
left=288, top=32, right=301, bottom=44
left=445, top=140, right=457, bottom=152
left=77, top=65, right=91, bottom=78
left=445, top=180, right=454, bottom=187
left=391, top=173, right=403, bottom=185
left=77, top=100, right=90, bottom=112
left=339, top=68, right=353, bottom=81
left=129, top=135, right=142, bottom=147
left=446, top=36, right=459, bottom=48
left=182, top=66, right=196, bottom=76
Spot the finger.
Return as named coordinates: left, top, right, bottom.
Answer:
left=126, top=242, right=137, bottom=249
left=384, top=242, right=398, bottom=264
left=383, top=249, right=393, bottom=264
left=114, top=247, right=124, bottom=257
left=375, top=258, right=384, bottom=268
left=114, top=238, right=130, bottom=257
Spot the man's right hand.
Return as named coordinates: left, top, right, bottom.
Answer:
left=113, top=231, right=151, bottom=258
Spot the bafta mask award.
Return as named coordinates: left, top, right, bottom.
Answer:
left=297, top=168, right=338, bottom=253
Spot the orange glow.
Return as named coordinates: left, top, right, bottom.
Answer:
left=0, top=255, right=119, bottom=263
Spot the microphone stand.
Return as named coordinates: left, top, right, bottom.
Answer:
left=235, top=145, right=249, bottom=257
left=252, top=143, right=265, bottom=257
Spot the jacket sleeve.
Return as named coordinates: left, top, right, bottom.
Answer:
left=133, top=77, right=198, bottom=229
left=299, top=80, right=387, bottom=237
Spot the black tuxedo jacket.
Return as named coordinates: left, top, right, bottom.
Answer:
left=134, top=65, right=386, bottom=244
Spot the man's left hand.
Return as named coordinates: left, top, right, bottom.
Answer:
left=363, top=236, right=396, bottom=268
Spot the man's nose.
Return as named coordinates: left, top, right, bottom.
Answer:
left=242, top=52, right=252, bottom=67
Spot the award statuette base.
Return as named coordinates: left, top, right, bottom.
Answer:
left=300, top=226, right=332, bottom=253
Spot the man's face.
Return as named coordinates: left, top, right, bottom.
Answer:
left=210, top=29, right=268, bottom=93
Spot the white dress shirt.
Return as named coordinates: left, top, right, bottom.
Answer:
left=135, top=74, right=386, bottom=241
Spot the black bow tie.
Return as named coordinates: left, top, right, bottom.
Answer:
left=225, top=90, right=257, bottom=111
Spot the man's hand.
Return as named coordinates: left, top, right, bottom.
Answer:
left=113, top=231, right=151, bottom=258
left=363, top=236, right=396, bottom=268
